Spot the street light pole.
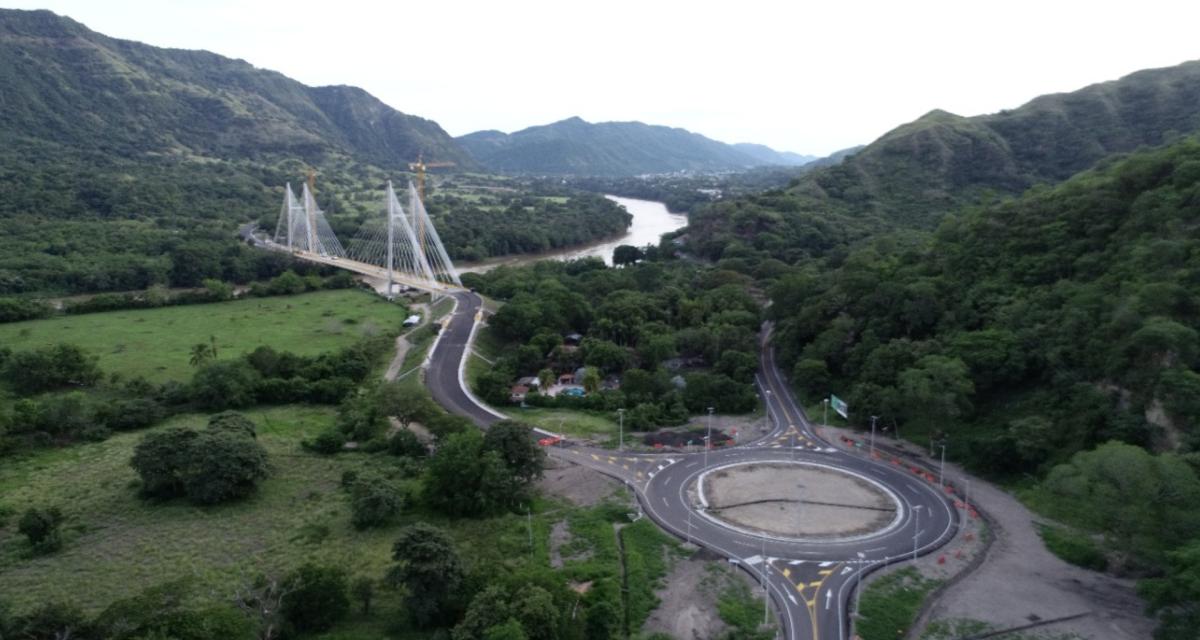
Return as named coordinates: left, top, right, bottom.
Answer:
left=618, top=408, right=625, bottom=452
left=939, top=444, right=947, bottom=488
left=823, top=398, right=829, bottom=426
left=912, top=505, right=923, bottom=560
left=870, top=415, right=878, bottom=457
left=705, top=407, right=714, bottom=467
left=761, top=531, right=769, bottom=626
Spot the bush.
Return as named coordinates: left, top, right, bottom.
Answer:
left=304, top=429, right=346, bottom=454
left=130, top=416, right=268, bottom=505
left=18, top=506, right=65, bottom=554
left=189, top=361, right=261, bottom=410
left=281, top=563, right=350, bottom=633
left=1, top=343, right=101, bottom=395
left=388, top=428, right=427, bottom=457
left=349, top=479, right=406, bottom=530
left=1039, top=525, right=1108, bottom=571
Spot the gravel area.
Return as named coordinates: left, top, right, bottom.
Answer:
left=537, top=457, right=621, bottom=507
left=702, top=462, right=896, bottom=538
left=824, top=426, right=1157, bottom=640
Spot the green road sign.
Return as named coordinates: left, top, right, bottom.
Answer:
left=830, top=394, right=849, bottom=419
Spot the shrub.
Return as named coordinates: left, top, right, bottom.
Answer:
left=18, top=506, right=65, bottom=554
left=130, top=416, right=268, bottom=505
left=281, top=564, right=349, bottom=633
left=388, top=428, right=427, bottom=457
left=304, top=429, right=346, bottom=454
left=350, top=479, right=406, bottom=530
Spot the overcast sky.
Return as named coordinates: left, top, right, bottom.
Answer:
left=6, top=0, right=1200, bottom=155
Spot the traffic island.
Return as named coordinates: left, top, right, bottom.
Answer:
left=696, top=461, right=901, bottom=540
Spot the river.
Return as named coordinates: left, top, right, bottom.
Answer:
left=457, top=195, right=688, bottom=274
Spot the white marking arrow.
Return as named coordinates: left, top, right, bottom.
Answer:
left=825, top=589, right=832, bottom=610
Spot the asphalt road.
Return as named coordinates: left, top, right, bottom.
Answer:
left=424, top=299, right=959, bottom=640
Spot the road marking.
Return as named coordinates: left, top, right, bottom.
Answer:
left=825, top=589, right=832, bottom=610
left=818, top=561, right=834, bottom=567
left=622, top=464, right=629, bottom=470
left=590, top=454, right=600, bottom=461
left=782, top=568, right=791, bottom=578
left=788, top=560, right=804, bottom=565
left=818, top=570, right=832, bottom=577
left=840, top=566, right=853, bottom=575
left=787, top=593, right=798, bottom=605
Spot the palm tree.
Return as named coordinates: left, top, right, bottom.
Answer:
left=189, top=343, right=215, bottom=367
left=581, top=367, right=601, bottom=394
left=537, top=368, right=556, bottom=391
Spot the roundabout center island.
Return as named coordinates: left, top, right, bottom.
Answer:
left=697, top=461, right=901, bottom=540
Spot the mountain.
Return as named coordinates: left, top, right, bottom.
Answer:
left=0, top=9, right=474, bottom=168
left=731, top=143, right=816, bottom=166
left=685, top=59, right=1200, bottom=262
left=796, top=60, right=1200, bottom=228
left=457, top=117, right=807, bottom=176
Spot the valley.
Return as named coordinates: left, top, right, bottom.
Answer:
left=1, top=5, right=1199, bottom=640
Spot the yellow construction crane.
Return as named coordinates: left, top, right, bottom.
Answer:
left=407, top=154, right=455, bottom=259
left=408, top=154, right=455, bottom=203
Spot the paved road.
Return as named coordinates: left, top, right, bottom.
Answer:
left=425, top=293, right=959, bottom=640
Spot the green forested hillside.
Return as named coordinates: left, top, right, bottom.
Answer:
left=458, top=116, right=806, bottom=176
left=769, top=136, right=1200, bottom=476
left=686, top=60, right=1200, bottom=261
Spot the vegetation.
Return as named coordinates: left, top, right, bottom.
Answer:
left=855, top=568, right=942, bottom=640
left=464, top=256, right=762, bottom=431
left=130, top=412, right=270, bottom=505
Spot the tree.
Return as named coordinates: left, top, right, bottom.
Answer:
left=280, top=563, right=350, bottom=634
left=1139, top=540, right=1200, bottom=640
left=484, top=619, right=528, bottom=640
left=582, top=338, right=631, bottom=373
left=8, top=602, right=97, bottom=640
left=180, top=430, right=269, bottom=505
left=387, top=523, right=464, bottom=628
left=189, top=361, right=261, bottom=410
left=582, top=366, right=602, bottom=394
left=130, top=422, right=269, bottom=505
left=612, top=245, right=643, bottom=267
left=131, top=427, right=200, bottom=498
left=1, top=343, right=101, bottom=395
left=351, top=577, right=375, bottom=616
left=232, top=574, right=293, bottom=640
left=18, top=506, right=65, bottom=554
left=537, top=368, right=556, bottom=391
left=426, top=430, right=520, bottom=516
left=387, top=428, right=427, bottom=457
left=483, top=421, right=546, bottom=483
left=897, top=355, right=974, bottom=423
left=207, top=411, right=257, bottom=438
left=454, top=586, right=512, bottom=640
left=585, top=600, right=618, bottom=640
left=350, top=479, right=406, bottom=529
left=374, top=383, right=437, bottom=429
left=189, top=342, right=216, bottom=368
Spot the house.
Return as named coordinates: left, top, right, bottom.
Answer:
left=509, top=385, right=530, bottom=403
left=558, top=373, right=575, bottom=386
left=564, top=332, right=584, bottom=346
left=516, top=376, right=539, bottom=389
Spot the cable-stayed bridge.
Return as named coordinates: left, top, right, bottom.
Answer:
left=268, top=180, right=462, bottom=293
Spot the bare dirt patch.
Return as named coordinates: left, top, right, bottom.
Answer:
left=538, top=457, right=621, bottom=507
left=641, top=413, right=770, bottom=449
left=642, top=549, right=760, bottom=640
left=824, top=426, right=1156, bottom=640
left=701, top=462, right=897, bottom=538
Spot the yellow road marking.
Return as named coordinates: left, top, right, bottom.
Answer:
left=782, top=568, right=791, bottom=578
left=590, top=454, right=600, bottom=461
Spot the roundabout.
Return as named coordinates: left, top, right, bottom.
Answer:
left=425, top=291, right=962, bottom=640
left=694, top=460, right=902, bottom=542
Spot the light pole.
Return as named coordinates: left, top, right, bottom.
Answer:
left=912, top=506, right=921, bottom=557
left=939, top=443, right=947, bottom=488
left=761, top=531, right=769, bottom=626
left=706, top=407, right=714, bottom=466
left=617, top=408, right=625, bottom=452
left=823, top=398, right=829, bottom=426
left=870, top=415, right=878, bottom=456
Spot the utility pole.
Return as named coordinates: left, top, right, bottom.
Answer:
left=618, top=408, right=625, bottom=452
left=870, top=415, right=878, bottom=457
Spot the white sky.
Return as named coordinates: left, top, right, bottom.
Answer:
left=5, top=0, right=1200, bottom=155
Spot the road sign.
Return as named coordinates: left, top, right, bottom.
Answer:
left=830, top=394, right=849, bottom=419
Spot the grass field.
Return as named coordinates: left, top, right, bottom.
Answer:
left=0, top=290, right=407, bottom=381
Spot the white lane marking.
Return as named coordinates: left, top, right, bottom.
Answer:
left=744, top=555, right=763, bottom=565
left=662, top=497, right=669, bottom=507
left=787, top=593, right=798, bottom=605
left=788, top=560, right=804, bottom=566
left=906, top=485, right=919, bottom=495
left=840, top=566, right=853, bottom=575
left=825, top=589, right=832, bottom=609
left=818, top=561, right=834, bottom=567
